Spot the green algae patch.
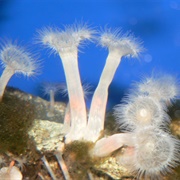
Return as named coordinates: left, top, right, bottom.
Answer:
left=0, top=90, right=35, bottom=155
left=63, top=141, right=96, bottom=179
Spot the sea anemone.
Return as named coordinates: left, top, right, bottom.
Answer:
left=0, top=41, right=40, bottom=101
left=85, top=28, right=143, bottom=142
left=42, top=82, right=62, bottom=117
left=129, top=127, right=180, bottom=179
left=39, top=22, right=95, bottom=143
left=133, top=74, right=180, bottom=105
left=114, top=95, right=170, bottom=131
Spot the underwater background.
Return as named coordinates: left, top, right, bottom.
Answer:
left=0, top=0, right=180, bottom=109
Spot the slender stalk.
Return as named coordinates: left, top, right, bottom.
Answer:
left=49, top=90, right=55, bottom=111
left=0, top=67, right=14, bottom=101
left=62, top=103, right=71, bottom=134
left=64, top=103, right=71, bottom=126
left=85, top=51, right=123, bottom=142
left=47, top=89, right=55, bottom=117
left=59, top=50, right=87, bottom=143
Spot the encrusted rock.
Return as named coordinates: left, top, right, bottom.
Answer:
left=28, top=119, right=64, bottom=152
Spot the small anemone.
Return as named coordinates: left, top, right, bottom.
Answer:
left=0, top=40, right=40, bottom=101
left=0, top=41, right=39, bottom=76
left=114, top=96, right=170, bottom=131
left=41, top=82, right=63, bottom=117
left=132, top=127, right=180, bottom=179
left=133, top=74, right=180, bottom=104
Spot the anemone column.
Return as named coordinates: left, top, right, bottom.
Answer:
left=39, top=23, right=94, bottom=143
left=86, top=30, right=142, bottom=142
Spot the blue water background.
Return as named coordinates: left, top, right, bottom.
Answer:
left=0, top=0, right=180, bottom=109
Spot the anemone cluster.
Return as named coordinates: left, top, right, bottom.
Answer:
left=113, top=75, right=180, bottom=178
left=0, top=22, right=179, bottom=180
